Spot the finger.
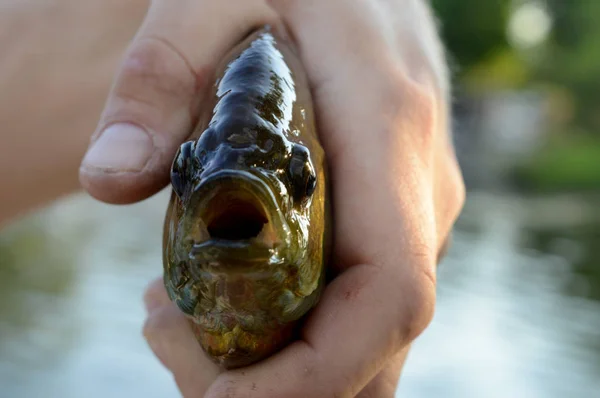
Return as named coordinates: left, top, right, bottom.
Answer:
left=143, top=281, right=221, bottom=397
left=80, top=0, right=277, bottom=204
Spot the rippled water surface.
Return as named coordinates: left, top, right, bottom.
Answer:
left=1, top=190, right=599, bottom=398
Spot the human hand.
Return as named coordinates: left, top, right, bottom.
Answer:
left=79, top=0, right=465, bottom=396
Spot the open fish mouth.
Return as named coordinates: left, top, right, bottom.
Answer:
left=186, top=170, right=290, bottom=271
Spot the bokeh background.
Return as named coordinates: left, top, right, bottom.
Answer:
left=1, top=1, right=599, bottom=397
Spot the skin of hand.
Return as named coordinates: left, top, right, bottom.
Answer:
left=78, top=0, right=465, bottom=397
left=0, top=0, right=149, bottom=227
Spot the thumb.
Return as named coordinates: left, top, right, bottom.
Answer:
left=79, top=0, right=277, bottom=204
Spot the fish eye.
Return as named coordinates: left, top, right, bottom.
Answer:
left=288, top=144, right=317, bottom=203
left=171, top=141, right=197, bottom=200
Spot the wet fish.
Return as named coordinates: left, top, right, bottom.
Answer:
left=162, top=26, right=331, bottom=369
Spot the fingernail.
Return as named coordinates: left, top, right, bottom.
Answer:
left=82, top=123, right=153, bottom=172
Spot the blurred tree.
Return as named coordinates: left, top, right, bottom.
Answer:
left=432, top=0, right=600, bottom=133
left=539, top=0, right=600, bottom=133
left=432, top=0, right=600, bottom=191
left=430, top=0, right=512, bottom=77
left=430, top=0, right=511, bottom=68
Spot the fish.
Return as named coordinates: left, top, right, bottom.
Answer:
left=161, top=26, right=331, bottom=369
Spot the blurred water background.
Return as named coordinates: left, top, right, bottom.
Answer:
left=1, top=0, right=599, bottom=397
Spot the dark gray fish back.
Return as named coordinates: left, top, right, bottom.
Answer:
left=195, top=32, right=298, bottom=177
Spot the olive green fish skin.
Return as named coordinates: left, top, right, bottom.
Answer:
left=162, top=27, right=330, bottom=369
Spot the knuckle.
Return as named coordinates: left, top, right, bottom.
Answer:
left=452, top=157, right=467, bottom=206
left=142, top=306, right=170, bottom=338
left=144, top=276, right=165, bottom=297
left=440, top=151, right=467, bottom=225
left=143, top=277, right=171, bottom=312
left=397, top=262, right=436, bottom=343
left=267, top=0, right=303, bottom=22
left=105, top=35, right=200, bottom=124
left=122, top=36, right=197, bottom=98
left=403, top=282, right=436, bottom=342
left=410, top=82, right=438, bottom=131
left=450, top=166, right=467, bottom=217
left=375, top=68, right=438, bottom=153
left=402, top=79, right=437, bottom=133
left=142, top=304, right=186, bottom=342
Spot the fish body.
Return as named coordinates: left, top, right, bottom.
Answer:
left=162, top=27, right=330, bottom=369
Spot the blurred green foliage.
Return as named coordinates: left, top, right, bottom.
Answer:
left=541, top=0, right=600, bottom=132
left=513, top=133, right=600, bottom=192
left=432, top=0, right=600, bottom=99
left=431, top=0, right=600, bottom=191
left=431, top=0, right=511, bottom=71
